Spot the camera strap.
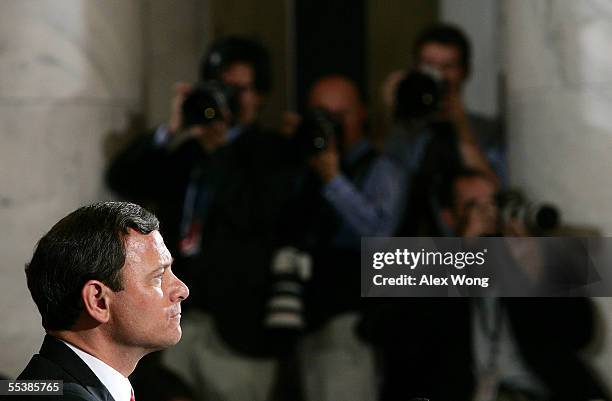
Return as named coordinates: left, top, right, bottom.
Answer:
left=474, top=298, right=504, bottom=401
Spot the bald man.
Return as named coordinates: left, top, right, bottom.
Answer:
left=292, top=75, right=403, bottom=401
left=305, top=75, right=402, bottom=238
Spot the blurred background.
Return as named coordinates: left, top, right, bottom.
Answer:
left=2, top=0, right=612, bottom=399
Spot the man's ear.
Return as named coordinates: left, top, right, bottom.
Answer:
left=440, top=208, right=456, bottom=232
left=81, top=280, right=111, bottom=324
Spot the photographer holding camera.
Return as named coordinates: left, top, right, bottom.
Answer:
left=108, top=37, right=300, bottom=401
left=284, top=74, right=403, bottom=401
left=384, top=23, right=505, bottom=184
left=362, top=169, right=607, bottom=401
left=107, top=36, right=273, bottom=256
left=382, top=24, right=507, bottom=236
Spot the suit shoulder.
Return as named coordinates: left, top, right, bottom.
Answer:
left=63, top=383, right=101, bottom=401
left=18, top=355, right=72, bottom=381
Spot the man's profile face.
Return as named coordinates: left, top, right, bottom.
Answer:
left=222, top=62, right=262, bottom=126
left=108, top=229, right=189, bottom=352
left=418, top=42, right=465, bottom=92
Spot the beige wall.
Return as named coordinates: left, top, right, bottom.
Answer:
left=209, top=0, right=289, bottom=129
left=0, top=0, right=143, bottom=377
left=367, top=0, right=438, bottom=140
left=207, top=0, right=438, bottom=133
left=142, top=0, right=211, bottom=126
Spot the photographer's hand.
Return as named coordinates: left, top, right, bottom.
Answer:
left=168, top=82, right=193, bottom=134
left=444, top=89, right=470, bottom=127
left=504, top=220, right=544, bottom=284
left=308, top=142, right=340, bottom=183
left=279, top=111, right=302, bottom=137
left=381, top=70, right=407, bottom=112
left=191, top=120, right=229, bottom=153
left=459, top=200, right=498, bottom=237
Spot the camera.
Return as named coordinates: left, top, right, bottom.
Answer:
left=181, top=81, right=239, bottom=129
left=497, top=191, right=560, bottom=233
left=394, top=68, right=448, bottom=121
left=265, top=247, right=312, bottom=331
left=293, top=108, right=343, bottom=158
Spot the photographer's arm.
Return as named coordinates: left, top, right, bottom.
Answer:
left=447, top=92, right=499, bottom=186
left=320, top=157, right=404, bottom=237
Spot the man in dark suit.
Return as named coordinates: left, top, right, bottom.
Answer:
left=17, top=202, right=190, bottom=401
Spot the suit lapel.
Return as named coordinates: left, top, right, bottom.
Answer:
left=39, top=335, right=116, bottom=401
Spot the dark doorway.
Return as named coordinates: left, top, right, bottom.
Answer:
left=295, top=0, right=367, bottom=112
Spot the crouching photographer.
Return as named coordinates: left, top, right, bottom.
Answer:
left=368, top=168, right=607, bottom=401
left=436, top=169, right=560, bottom=238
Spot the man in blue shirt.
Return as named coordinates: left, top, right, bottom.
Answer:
left=292, top=74, right=403, bottom=401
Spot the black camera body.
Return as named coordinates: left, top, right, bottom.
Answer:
left=181, top=81, right=239, bottom=129
left=293, top=108, right=343, bottom=158
left=394, top=68, right=448, bottom=121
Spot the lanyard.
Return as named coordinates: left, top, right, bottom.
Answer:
left=475, top=298, right=503, bottom=371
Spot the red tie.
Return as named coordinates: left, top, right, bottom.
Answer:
left=130, top=390, right=135, bottom=401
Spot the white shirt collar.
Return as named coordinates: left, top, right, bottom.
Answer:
left=60, top=340, right=133, bottom=401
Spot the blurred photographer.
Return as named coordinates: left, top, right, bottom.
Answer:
left=364, top=169, right=607, bottom=401
left=107, top=36, right=272, bottom=256
left=384, top=23, right=505, bottom=184
left=438, top=169, right=500, bottom=237
left=285, top=75, right=403, bottom=401
left=383, top=24, right=507, bottom=236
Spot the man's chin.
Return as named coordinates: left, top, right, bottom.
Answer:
left=145, top=330, right=183, bottom=352
left=168, top=327, right=183, bottom=345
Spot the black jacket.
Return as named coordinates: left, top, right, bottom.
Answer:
left=106, top=131, right=207, bottom=259
left=359, top=298, right=609, bottom=401
left=190, top=127, right=300, bottom=357
left=16, top=335, right=115, bottom=401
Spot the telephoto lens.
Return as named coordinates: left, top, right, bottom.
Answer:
left=265, top=247, right=312, bottom=331
left=394, top=68, right=447, bottom=121
left=293, top=108, right=343, bottom=159
left=497, top=190, right=560, bottom=233
left=181, top=81, right=239, bottom=129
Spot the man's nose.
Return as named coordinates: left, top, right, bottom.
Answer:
left=169, top=272, right=189, bottom=302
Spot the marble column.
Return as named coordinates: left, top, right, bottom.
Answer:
left=503, top=0, right=612, bottom=233
left=441, top=0, right=501, bottom=118
left=503, top=0, right=612, bottom=387
left=0, top=0, right=142, bottom=376
left=143, top=0, right=210, bottom=125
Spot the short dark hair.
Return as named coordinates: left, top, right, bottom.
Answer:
left=413, top=23, right=472, bottom=78
left=25, top=202, right=159, bottom=331
left=200, top=36, right=271, bottom=93
left=436, top=168, right=493, bottom=210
